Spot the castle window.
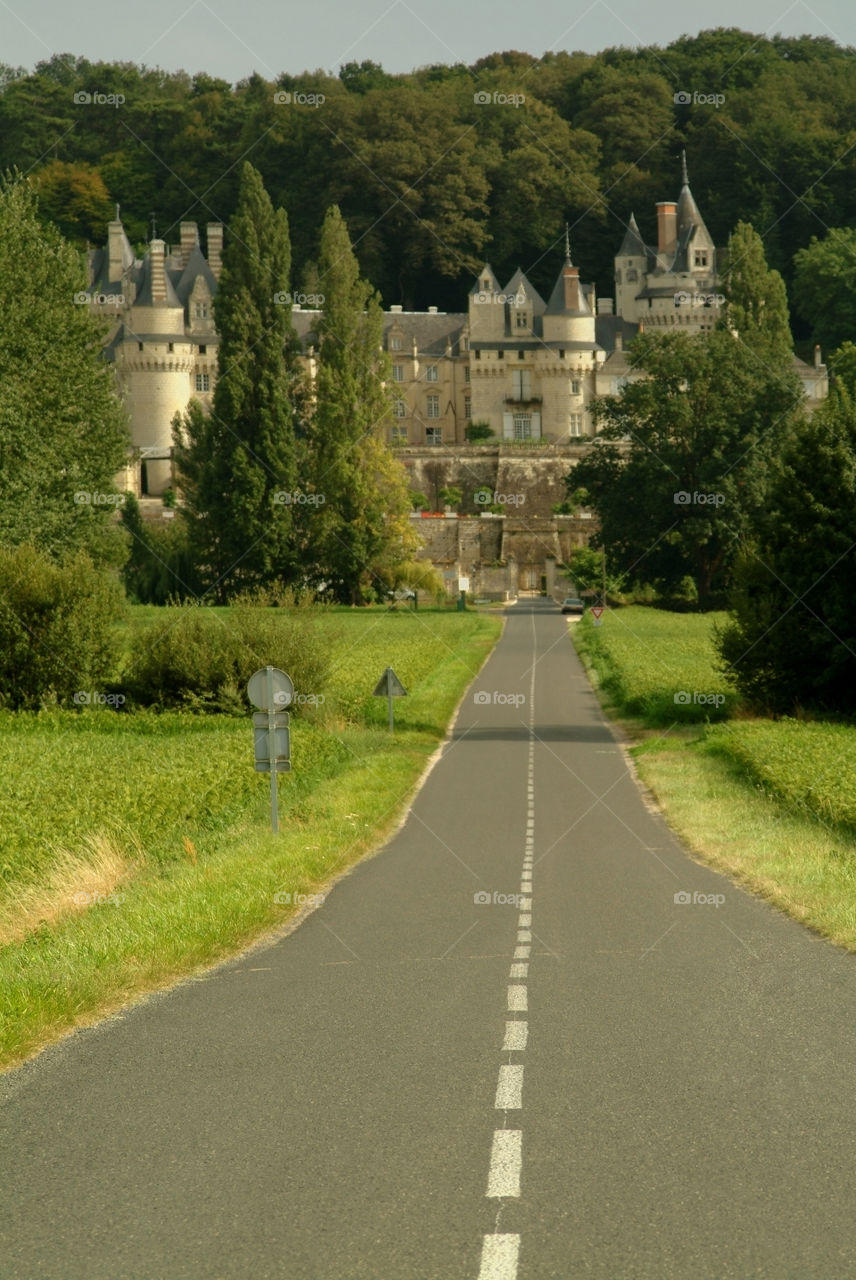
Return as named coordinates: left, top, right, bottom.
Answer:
left=559, top=350, right=565, bottom=359
left=512, top=414, right=532, bottom=440
left=390, top=425, right=407, bottom=444
left=392, top=364, right=404, bottom=382
left=694, top=250, right=708, bottom=268
left=516, top=311, right=527, bottom=328
left=464, top=366, right=471, bottom=382
left=195, top=302, right=209, bottom=319
left=626, top=269, right=637, bottom=282
left=426, top=395, right=440, bottom=418
left=198, top=344, right=207, bottom=354
left=512, top=369, right=531, bottom=400
left=168, top=343, right=174, bottom=353
left=394, top=399, right=406, bottom=418
left=138, top=342, right=144, bottom=351
left=390, top=336, right=402, bottom=350
left=462, top=336, right=469, bottom=351
left=571, top=379, right=581, bottom=395
left=195, top=373, right=210, bottom=392
left=568, top=414, right=583, bottom=436
left=426, top=427, right=443, bottom=445
left=518, top=350, right=525, bottom=360
left=426, top=364, right=438, bottom=382
left=497, top=350, right=504, bottom=360
left=474, top=350, right=481, bottom=360
left=464, top=396, right=471, bottom=419
left=482, top=279, right=490, bottom=291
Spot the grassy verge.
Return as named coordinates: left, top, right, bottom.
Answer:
left=0, top=610, right=501, bottom=1073
left=572, top=608, right=856, bottom=952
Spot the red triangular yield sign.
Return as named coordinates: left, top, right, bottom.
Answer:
left=590, top=606, right=604, bottom=619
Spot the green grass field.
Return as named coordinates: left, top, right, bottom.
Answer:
left=573, top=607, right=735, bottom=724
left=0, top=607, right=502, bottom=1072
left=573, top=605, right=856, bottom=952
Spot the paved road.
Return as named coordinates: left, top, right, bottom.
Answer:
left=4, top=599, right=856, bottom=1278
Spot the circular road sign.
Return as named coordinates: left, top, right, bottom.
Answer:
left=247, top=667, right=294, bottom=711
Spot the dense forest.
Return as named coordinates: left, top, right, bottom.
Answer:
left=3, top=28, right=856, bottom=346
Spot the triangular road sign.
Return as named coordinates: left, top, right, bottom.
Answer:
left=373, top=666, right=408, bottom=697
left=590, top=606, right=604, bottom=619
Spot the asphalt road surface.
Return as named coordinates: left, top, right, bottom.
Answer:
left=5, top=599, right=856, bottom=1278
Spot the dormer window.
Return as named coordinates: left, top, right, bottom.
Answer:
left=482, top=278, right=490, bottom=291
left=694, top=250, right=708, bottom=268
left=194, top=302, right=209, bottom=319
left=516, top=312, right=527, bottom=328
left=390, top=335, right=402, bottom=351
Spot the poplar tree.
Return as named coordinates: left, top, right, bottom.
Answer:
left=306, top=205, right=415, bottom=603
left=721, top=221, right=793, bottom=367
left=174, top=162, right=300, bottom=600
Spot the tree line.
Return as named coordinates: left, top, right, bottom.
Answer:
left=3, top=29, right=856, bottom=349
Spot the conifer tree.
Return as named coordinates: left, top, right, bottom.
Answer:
left=721, top=222, right=793, bottom=367
left=306, top=206, right=416, bottom=603
left=174, top=162, right=301, bottom=600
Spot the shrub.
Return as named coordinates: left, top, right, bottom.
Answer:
left=126, top=603, right=336, bottom=713
left=465, top=423, right=494, bottom=442
left=0, top=544, right=125, bottom=709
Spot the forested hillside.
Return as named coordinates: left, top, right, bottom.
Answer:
left=3, top=28, right=855, bottom=342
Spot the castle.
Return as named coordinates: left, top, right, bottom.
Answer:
left=86, top=159, right=828, bottom=501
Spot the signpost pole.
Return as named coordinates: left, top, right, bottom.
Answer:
left=267, top=665, right=278, bottom=833
left=387, top=671, right=394, bottom=732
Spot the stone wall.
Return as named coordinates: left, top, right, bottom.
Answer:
left=397, top=442, right=592, bottom=517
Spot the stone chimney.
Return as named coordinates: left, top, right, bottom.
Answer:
left=656, top=202, right=677, bottom=256
left=179, top=222, right=198, bottom=268
left=207, top=224, right=223, bottom=280
left=107, top=215, right=126, bottom=285
left=814, top=344, right=823, bottom=368
left=149, top=239, right=167, bottom=302
left=597, top=298, right=614, bottom=315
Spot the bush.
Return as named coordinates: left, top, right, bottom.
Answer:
left=465, top=423, right=494, bottom=442
left=126, top=603, right=336, bottom=713
left=0, top=544, right=125, bottom=709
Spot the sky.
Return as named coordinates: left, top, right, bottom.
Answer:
left=2, top=0, right=855, bottom=81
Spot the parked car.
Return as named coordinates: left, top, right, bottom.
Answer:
left=560, top=596, right=585, bottom=615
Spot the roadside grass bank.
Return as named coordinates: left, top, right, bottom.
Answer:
left=572, top=608, right=856, bottom=951
left=0, top=610, right=501, bottom=1073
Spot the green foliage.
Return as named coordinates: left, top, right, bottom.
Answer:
left=409, top=490, right=428, bottom=510
left=721, top=221, right=792, bottom=363
left=126, top=603, right=334, bottom=712
left=438, top=485, right=462, bottom=509
left=703, top=720, right=856, bottom=834
left=0, top=544, right=125, bottom=710
left=716, top=386, right=856, bottom=715
left=571, top=329, right=805, bottom=607
left=0, top=173, right=129, bottom=565
left=793, top=228, right=856, bottom=354
left=465, top=423, right=495, bottom=442
left=119, top=494, right=202, bottom=604
left=173, top=164, right=302, bottom=599
left=828, top=342, right=856, bottom=396
left=573, top=605, right=736, bottom=725
left=31, top=160, right=113, bottom=244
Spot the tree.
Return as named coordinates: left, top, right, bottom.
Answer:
left=31, top=160, right=113, bottom=244
left=0, top=173, right=129, bottom=565
left=305, top=205, right=418, bottom=603
left=721, top=221, right=793, bottom=364
left=792, top=228, right=856, bottom=354
left=173, top=163, right=302, bottom=600
left=119, top=494, right=202, bottom=604
left=716, top=385, right=856, bottom=714
left=569, top=330, right=805, bottom=608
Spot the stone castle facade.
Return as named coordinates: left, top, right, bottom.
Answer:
left=86, top=160, right=828, bottom=500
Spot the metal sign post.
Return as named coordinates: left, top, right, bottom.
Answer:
left=372, top=666, right=407, bottom=731
left=247, top=667, right=294, bottom=832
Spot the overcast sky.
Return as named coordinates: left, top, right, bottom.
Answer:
left=3, top=0, right=855, bottom=81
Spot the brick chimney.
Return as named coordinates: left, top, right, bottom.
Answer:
left=561, top=263, right=581, bottom=312
left=656, top=201, right=677, bottom=256
left=179, top=222, right=198, bottom=268
left=149, top=239, right=167, bottom=302
left=207, top=224, right=223, bottom=280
